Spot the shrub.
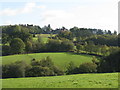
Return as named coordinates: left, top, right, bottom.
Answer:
left=39, top=56, right=54, bottom=67
left=2, top=61, right=28, bottom=78
left=10, top=38, right=25, bottom=54
left=51, top=66, right=64, bottom=75
left=30, top=56, right=64, bottom=76
left=31, top=56, right=54, bottom=67
left=2, top=45, right=11, bottom=56
left=25, top=66, right=54, bottom=77
left=66, top=61, right=78, bottom=74
left=32, top=41, right=46, bottom=53
left=60, top=40, right=74, bottom=51
left=2, top=56, right=64, bottom=78
left=46, top=39, right=61, bottom=51
left=78, top=62, right=97, bottom=73
left=98, top=51, right=120, bottom=72
left=25, top=41, right=33, bottom=53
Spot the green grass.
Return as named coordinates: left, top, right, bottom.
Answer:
left=33, top=37, right=38, bottom=41
left=33, top=34, right=51, bottom=43
left=41, top=34, right=50, bottom=38
left=2, top=52, right=93, bottom=70
left=2, top=73, right=118, bottom=88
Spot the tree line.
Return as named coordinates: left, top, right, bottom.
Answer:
left=1, top=24, right=120, bottom=78
left=1, top=25, right=119, bottom=56
left=2, top=50, right=120, bottom=78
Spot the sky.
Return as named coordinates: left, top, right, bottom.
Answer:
left=0, top=0, right=119, bottom=32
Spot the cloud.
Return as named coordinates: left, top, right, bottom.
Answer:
left=0, top=2, right=46, bottom=16
left=39, top=2, right=117, bottom=31
left=21, top=2, right=36, bottom=13
left=0, top=0, right=118, bottom=31
left=37, top=5, right=46, bottom=9
left=3, top=20, right=12, bottom=25
left=0, top=8, right=18, bottom=16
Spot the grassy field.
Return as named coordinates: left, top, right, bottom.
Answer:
left=2, top=73, right=118, bottom=88
left=2, top=52, right=93, bottom=70
left=33, top=34, right=49, bottom=43
left=33, top=34, right=56, bottom=43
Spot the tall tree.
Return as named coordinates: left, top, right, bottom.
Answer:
left=10, top=38, right=25, bottom=54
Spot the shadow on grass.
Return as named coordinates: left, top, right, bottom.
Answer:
left=66, top=52, right=102, bottom=57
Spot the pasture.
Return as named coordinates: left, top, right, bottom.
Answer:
left=33, top=34, right=56, bottom=43
left=2, top=52, right=93, bottom=70
left=2, top=73, right=118, bottom=88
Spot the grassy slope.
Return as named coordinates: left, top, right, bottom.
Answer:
left=2, top=53, right=93, bottom=70
left=33, top=34, right=51, bottom=43
left=2, top=73, right=118, bottom=88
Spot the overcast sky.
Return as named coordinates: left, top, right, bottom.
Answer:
left=0, top=0, right=119, bottom=32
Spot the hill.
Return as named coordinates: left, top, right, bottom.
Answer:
left=2, top=52, right=93, bottom=70
left=2, top=73, right=118, bottom=88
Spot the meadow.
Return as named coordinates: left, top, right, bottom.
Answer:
left=33, top=34, right=56, bottom=43
left=2, top=32, right=119, bottom=89
left=2, top=73, right=118, bottom=88
left=2, top=52, right=93, bottom=70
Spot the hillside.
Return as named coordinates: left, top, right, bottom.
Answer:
left=2, top=73, right=118, bottom=88
left=2, top=52, right=93, bottom=70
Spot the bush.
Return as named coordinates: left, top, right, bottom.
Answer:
left=66, top=61, right=78, bottom=74
left=51, top=66, right=64, bottom=75
left=10, top=38, right=25, bottom=54
left=30, top=56, right=64, bottom=76
left=2, top=61, right=28, bottom=78
left=39, top=56, right=54, bottom=67
left=78, top=62, right=97, bottom=73
left=46, top=39, right=61, bottom=51
left=2, top=56, right=64, bottom=78
left=2, top=45, right=11, bottom=56
left=66, top=62, right=98, bottom=75
left=98, top=51, right=120, bottom=72
left=25, top=66, right=54, bottom=77
left=31, top=56, right=54, bottom=67
left=60, top=40, right=74, bottom=51
left=25, top=41, right=33, bottom=53
left=32, top=41, right=46, bottom=53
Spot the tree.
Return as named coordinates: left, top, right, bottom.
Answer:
left=32, top=40, right=46, bottom=53
left=29, top=56, right=64, bottom=76
left=2, top=45, right=11, bottom=56
left=25, top=66, right=54, bottom=77
left=113, top=30, right=117, bottom=35
left=78, top=62, right=97, bottom=73
left=96, top=29, right=103, bottom=35
left=51, top=66, right=64, bottom=75
left=86, top=41, right=95, bottom=53
left=2, top=61, right=28, bottom=78
left=25, top=41, right=33, bottom=53
left=37, top=35, right=42, bottom=43
left=57, top=31, right=73, bottom=40
left=42, top=24, right=52, bottom=34
left=46, top=39, right=61, bottom=51
left=76, top=37, right=82, bottom=42
left=98, top=51, right=120, bottom=72
left=76, top=44, right=83, bottom=53
left=60, top=40, right=74, bottom=51
left=107, top=30, right=112, bottom=35
left=118, top=33, right=120, bottom=47
left=66, top=61, right=78, bottom=74
left=70, top=27, right=93, bottom=38
left=2, top=33, right=9, bottom=44
left=101, top=45, right=109, bottom=56
left=39, top=56, right=54, bottom=67
left=10, top=38, right=25, bottom=54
